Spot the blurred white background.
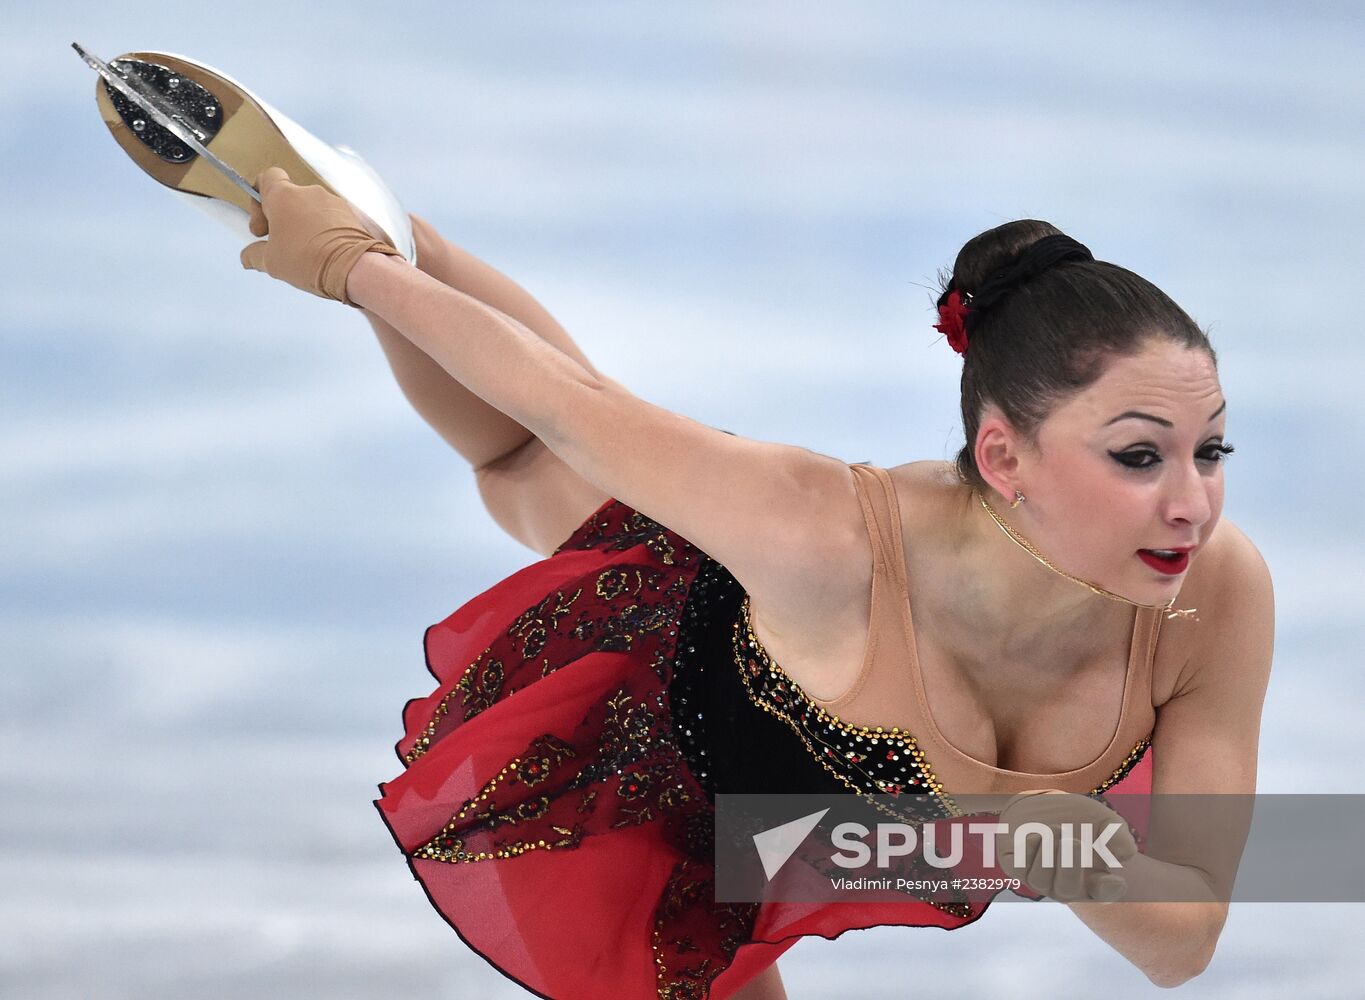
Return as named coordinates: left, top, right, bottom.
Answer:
left=2, top=1, right=1361, bottom=997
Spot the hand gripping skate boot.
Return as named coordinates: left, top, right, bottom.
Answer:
left=75, top=44, right=416, bottom=264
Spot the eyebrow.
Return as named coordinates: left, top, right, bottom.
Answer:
left=1105, top=400, right=1227, bottom=428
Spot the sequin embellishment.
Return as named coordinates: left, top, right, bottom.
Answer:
left=733, top=593, right=961, bottom=817
left=732, top=593, right=1153, bottom=813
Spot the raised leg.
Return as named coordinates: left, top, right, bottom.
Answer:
left=360, top=212, right=606, bottom=471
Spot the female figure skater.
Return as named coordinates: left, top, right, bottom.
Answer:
left=234, top=167, right=1273, bottom=998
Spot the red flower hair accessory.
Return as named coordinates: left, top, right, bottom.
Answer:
left=934, top=288, right=971, bottom=355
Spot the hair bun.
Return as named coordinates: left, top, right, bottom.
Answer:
left=968, top=234, right=1094, bottom=318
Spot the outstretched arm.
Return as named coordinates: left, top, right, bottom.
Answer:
left=240, top=167, right=865, bottom=619
left=360, top=213, right=607, bottom=470
left=347, top=248, right=866, bottom=624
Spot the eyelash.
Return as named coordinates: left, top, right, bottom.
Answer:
left=1110, top=442, right=1235, bottom=471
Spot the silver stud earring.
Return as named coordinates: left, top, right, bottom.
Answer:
left=1009, top=490, right=1026, bottom=509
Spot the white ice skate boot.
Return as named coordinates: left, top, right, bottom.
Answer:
left=76, top=44, right=416, bottom=265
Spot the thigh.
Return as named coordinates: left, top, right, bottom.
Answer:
left=474, top=436, right=612, bottom=556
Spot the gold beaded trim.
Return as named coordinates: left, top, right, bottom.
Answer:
left=411, top=738, right=580, bottom=863
left=402, top=643, right=497, bottom=765
left=734, top=593, right=963, bottom=820
left=651, top=924, right=712, bottom=998
left=1090, top=733, right=1153, bottom=796
left=736, top=594, right=1154, bottom=808
left=648, top=864, right=760, bottom=999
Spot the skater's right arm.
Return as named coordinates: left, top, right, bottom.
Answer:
left=360, top=213, right=611, bottom=470
left=349, top=252, right=871, bottom=647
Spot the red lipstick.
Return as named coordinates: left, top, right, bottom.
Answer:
left=1137, top=547, right=1191, bottom=575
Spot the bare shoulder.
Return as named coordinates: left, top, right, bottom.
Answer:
left=1199, top=517, right=1276, bottom=652
left=1194, top=518, right=1271, bottom=586
left=1181, top=517, right=1274, bottom=632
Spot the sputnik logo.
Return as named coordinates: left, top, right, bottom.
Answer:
left=751, top=809, right=1127, bottom=878
left=751, top=809, right=830, bottom=880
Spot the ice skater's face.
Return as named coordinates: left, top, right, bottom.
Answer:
left=1006, top=338, right=1228, bottom=603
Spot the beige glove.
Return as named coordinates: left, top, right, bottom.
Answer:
left=239, top=166, right=404, bottom=307
left=995, top=789, right=1138, bottom=903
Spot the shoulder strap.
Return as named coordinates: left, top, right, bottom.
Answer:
left=808, top=464, right=899, bottom=710
left=860, top=465, right=913, bottom=596
left=1135, top=605, right=1163, bottom=695
left=848, top=464, right=890, bottom=571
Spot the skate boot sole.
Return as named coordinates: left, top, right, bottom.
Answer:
left=95, top=50, right=415, bottom=262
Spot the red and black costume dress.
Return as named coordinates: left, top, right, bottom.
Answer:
left=374, top=495, right=1153, bottom=999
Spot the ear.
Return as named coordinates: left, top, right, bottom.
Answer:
left=974, top=407, right=1027, bottom=502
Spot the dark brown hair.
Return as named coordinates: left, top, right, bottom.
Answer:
left=939, top=220, right=1217, bottom=493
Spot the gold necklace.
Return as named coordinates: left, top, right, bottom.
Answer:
left=976, top=491, right=1200, bottom=622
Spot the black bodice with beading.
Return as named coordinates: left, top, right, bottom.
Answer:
left=668, top=555, right=956, bottom=815
left=667, top=555, right=1150, bottom=819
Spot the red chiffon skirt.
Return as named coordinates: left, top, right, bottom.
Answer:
left=373, top=499, right=1153, bottom=999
